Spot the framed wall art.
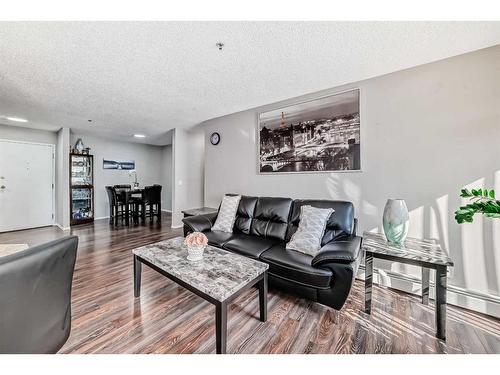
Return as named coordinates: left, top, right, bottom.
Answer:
left=258, top=89, right=360, bottom=174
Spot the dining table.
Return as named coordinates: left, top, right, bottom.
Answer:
left=117, top=187, right=146, bottom=226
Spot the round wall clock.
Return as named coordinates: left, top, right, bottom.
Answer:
left=210, top=132, right=221, bottom=145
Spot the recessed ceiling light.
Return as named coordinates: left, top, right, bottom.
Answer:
left=133, top=134, right=146, bottom=138
left=6, top=116, right=28, bottom=123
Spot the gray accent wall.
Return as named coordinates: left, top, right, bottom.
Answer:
left=200, top=45, right=500, bottom=313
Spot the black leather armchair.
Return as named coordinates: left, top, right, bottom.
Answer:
left=183, top=195, right=362, bottom=311
left=0, top=236, right=78, bottom=354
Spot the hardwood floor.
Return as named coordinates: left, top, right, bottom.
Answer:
left=1, top=213, right=499, bottom=354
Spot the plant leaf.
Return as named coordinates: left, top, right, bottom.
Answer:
left=460, top=188, right=472, bottom=198
left=485, top=213, right=500, bottom=218
left=456, top=188, right=500, bottom=224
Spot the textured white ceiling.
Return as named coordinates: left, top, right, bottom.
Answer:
left=0, top=21, right=499, bottom=145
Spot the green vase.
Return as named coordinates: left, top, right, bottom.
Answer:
left=383, top=199, right=409, bottom=245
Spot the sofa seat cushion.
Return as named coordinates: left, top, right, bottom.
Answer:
left=205, top=230, right=235, bottom=248
left=223, top=234, right=281, bottom=259
left=260, top=245, right=333, bottom=289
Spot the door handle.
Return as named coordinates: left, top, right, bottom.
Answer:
left=0, top=185, right=5, bottom=189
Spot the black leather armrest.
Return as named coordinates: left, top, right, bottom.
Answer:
left=182, top=213, right=217, bottom=233
left=312, top=235, right=362, bottom=267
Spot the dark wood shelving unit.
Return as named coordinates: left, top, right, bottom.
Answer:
left=70, top=153, right=94, bottom=226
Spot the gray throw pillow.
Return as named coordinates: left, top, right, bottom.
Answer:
left=286, top=205, right=334, bottom=256
left=212, top=195, right=242, bottom=233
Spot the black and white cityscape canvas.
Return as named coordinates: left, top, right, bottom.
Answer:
left=103, top=159, right=135, bottom=170
left=258, top=89, right=360, bottom=173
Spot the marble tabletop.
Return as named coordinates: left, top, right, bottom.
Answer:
left=132, top=237, right=268, bottom=301
left=362, top=231, right=453, bottom=266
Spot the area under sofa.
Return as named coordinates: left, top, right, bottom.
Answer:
left=182, top=195, right=362, bottom=310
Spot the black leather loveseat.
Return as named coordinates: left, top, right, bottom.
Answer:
left=182, top=195, right=362, bottom=310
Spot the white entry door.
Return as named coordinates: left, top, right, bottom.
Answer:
left=0, top=140, right=55, bottom=232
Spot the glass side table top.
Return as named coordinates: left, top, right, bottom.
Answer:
left=362, top=231, right=453, bottom=266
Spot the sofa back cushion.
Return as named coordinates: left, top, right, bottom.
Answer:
left=234, top=195, right=258, bottom=234
left=250, top=197, right=293, bottom=240
left=287, top=200, right=354, bottom=245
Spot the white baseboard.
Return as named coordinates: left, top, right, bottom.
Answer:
left=96, top=212, right=172, bottom=219
left=98, top=212, right=180, bottom=229
left=357, top=265, right=500, bottom=318
left=54, top=223, right=70, bottom=231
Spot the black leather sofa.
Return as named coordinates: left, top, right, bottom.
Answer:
left=0, top=236, right=78, bottom=354
left=182, top=195, right=362, bottom=310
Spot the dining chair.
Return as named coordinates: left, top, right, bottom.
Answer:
left=113, top=184, right=131, bottom=190
left=105, top=186, right=128, bottom=226
left=129, top=191, right=145, bottom=225
left=143, top=184, right=162, bottom=222
left=113, top=184, right=131, bottom=200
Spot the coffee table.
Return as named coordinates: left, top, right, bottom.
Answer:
left=362, top=231, right=454, bottom=340
left=132, top=237, right=269, bottom=354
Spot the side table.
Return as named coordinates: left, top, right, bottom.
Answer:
left=362, top=231, right=454, bottom=341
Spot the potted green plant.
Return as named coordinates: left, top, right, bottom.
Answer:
left=455, top=188, right=500, bottom=223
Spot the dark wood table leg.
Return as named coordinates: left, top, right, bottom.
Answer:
left=422, top=267, right=430, bottom=305
left=141, top=202, right=146, bottom=223
left=435, top=265, right=447, bottom=340
left=258, top=272, right=268, bottom=322
left=134, top=255, right=142, bottom=298
left=365, top=251, right=373, bottom=314
left=125, top=200, right=130, bottom=226
left=215, top=301, right=227, bottom=354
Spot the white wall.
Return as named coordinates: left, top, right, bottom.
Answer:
left=200, top=45, right=500, bottom=315
left=160, top=145, right=173, bottom=211
left=0, top=123, right=57, bottom=144
left=56, top=128, right=71, bottom=229
left=70, top=133, right=164, bottom=219
left=171, top=127, right=205, bottom=227
left=0, top=124, right=71, bottom=229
